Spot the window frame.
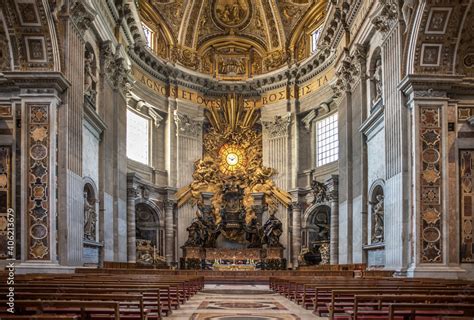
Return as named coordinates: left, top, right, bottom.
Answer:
left=126, top=108, right=151, bottom=166
left=142, top=22, right=155, bottom=50
left=314, top=112, right=339, bottom=167
left=310, top=27, right=322, bottom=53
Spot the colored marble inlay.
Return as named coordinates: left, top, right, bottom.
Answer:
left=420, top=106, right=442, bottom=263
left=27, top=104, right=50, bottom=260
left=461, top=150, right=474, bottom=262
left=0, top=146, right=11, bottom=259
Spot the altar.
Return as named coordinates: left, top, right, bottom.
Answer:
left=180, top=246, right=286, bottom=270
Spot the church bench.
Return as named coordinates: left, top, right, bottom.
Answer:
left=5, top=292, right=148, bottom=319
left=0, top=300, right=121, bottom=319
left=0, top=315, right=80, bottom=320
left=388, top=303, right=474, bottom=320
left=325, top=291, right=474, bottom=319
left=2, top=284, right=167, bottom=318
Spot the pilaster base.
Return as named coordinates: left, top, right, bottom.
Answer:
left=15, top=262, right=76, bottom=274
left=406, top=265, right=466, bottom=279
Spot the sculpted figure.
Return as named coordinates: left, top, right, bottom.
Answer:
left=262, top=211, right=283, bottom=247
left=244, top=216, right=263, bottom=248
left=311, top=180, right=329, bottom=204
left=402, top=0, right=416, bottom=31
left=371, top=194, right=384, bottom=243
left=372, top=57, right=383, bottom=103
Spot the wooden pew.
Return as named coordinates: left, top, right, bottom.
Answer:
left=0, top=300, right=121, bottom=319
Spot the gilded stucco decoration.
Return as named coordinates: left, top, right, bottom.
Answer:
left=139, top=0, right=326, bottom=78
left=419, top=106, right=443, bottom=263
left=177, top=94, right=291, bottom=241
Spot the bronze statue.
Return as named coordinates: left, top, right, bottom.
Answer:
left=262, top=212, right=283, bottom=247
left=244, top=216, right=263, bottom=248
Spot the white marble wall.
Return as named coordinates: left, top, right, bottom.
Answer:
left=103, top=192, right=114, bottom=261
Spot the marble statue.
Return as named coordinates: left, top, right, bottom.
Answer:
left=371, top=194, right=384, bottom=243
left=373, top=57, right=383, bottom=104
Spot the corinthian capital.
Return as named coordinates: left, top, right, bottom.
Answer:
left=70, top=0, right=97, bottom=33
left=261, top=112, right=292, bottom=138
left=173, top=110, right=203, bottom=137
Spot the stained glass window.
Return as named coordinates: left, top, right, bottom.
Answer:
left=142, top=23, right=154, bottom=49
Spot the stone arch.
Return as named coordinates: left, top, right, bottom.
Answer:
left=135, top=200, right=164, bottom=256
left=302, top=204, right=330, bottom=249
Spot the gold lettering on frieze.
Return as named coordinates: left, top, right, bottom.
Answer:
left=132, top=65, right=334, bottom=107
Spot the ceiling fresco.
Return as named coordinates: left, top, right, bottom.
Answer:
left=139, top=0, right=326, bottom=79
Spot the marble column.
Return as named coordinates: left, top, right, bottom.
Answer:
left=327, top=175, right=339, bottom=264
left=164, top=199, right=176, bottom=265
left=126, top=187, right=139, bottom=263
left=291, top=202, right=302, bottom=268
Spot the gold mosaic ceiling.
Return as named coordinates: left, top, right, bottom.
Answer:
left=139, top=0, right=327, bottom=79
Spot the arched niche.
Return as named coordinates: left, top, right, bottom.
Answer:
left=368, top=180, right=385, bottom=245
left=368, top=47, right=383, bottom=109
left=135, top=200, right=164, bottom=257
left=301, top=204, right=330, bottom=265
left=83, top=178, right=98, bottom=242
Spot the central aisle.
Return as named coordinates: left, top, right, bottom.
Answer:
left=165, top=284, right=325, bottom=320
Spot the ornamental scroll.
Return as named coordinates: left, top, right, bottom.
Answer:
left=419, top=106, right=443, bottom=263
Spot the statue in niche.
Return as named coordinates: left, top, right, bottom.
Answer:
left=244, top=215, right=263, bottom=248
left=84, top=48, right=97, bottom=105
left=262, top=211, right=283, bottom=247
left=371, top=194, right=384, bottom=243
left=83, top=190, right=97, bottom=241
left=372, top=57, right=383, bottom=104
left=401, top=0, right=416, bottom=31
left=311, top=180, right=329, bottom=204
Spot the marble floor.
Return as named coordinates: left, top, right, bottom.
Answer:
left=164, top=284, right=326, bottom=320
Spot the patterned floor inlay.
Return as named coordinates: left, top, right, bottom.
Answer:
left=190, top=313, right=300, bottom=320
left=164, top=284, right=326, bottom=320
left=198, top=300, right=287, bottom=310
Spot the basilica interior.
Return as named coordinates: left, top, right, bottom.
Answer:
left=0, top=0, right=474, bottom=318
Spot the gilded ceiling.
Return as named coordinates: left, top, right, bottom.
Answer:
left=139, top=0, right=327, bottom=79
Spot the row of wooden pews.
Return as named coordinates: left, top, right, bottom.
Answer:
left=0, top=271, right=204, bottom=319
left=270, top=272, right=474, bottom=319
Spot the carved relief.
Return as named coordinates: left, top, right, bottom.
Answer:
left=419, top=106, right=443, bottom=263
left=27, top=104, right=50, bottom=260
left=420, top=44, right=442, bottom=67
left=212, top=0, right=251, bottom=29
left=425, top=8, right=452, bottom=34
left=70, top=0, right=96, bottom=33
